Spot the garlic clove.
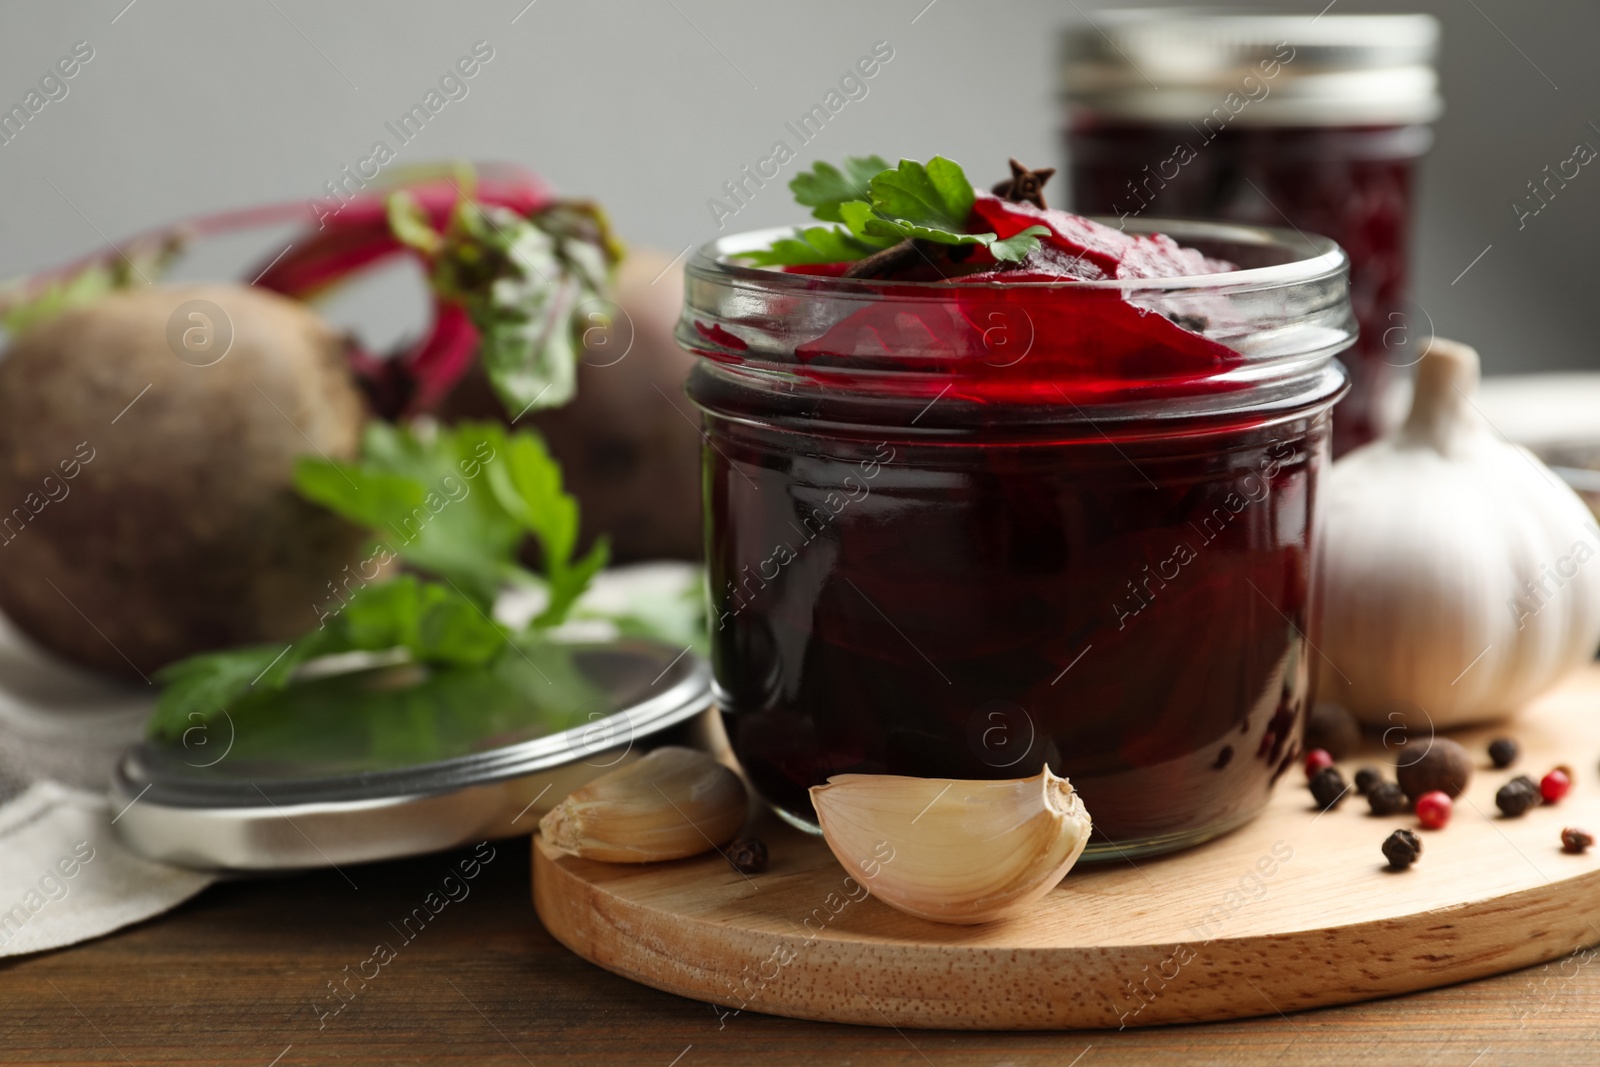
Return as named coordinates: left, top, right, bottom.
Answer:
left=540, top=746, right=747, bottom=863
left=809, top=769, right=1092, bottom=925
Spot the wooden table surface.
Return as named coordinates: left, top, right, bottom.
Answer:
left=2, top=836, right=1597, bottom=1066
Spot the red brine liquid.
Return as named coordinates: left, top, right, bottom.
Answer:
left=686, top=205, right=1344, bottom=854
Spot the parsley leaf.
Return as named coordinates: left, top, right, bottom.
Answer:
left=156, top=635, right=610, bottom=764
left=484, top=430, right=610, bottom=626
left=145, top=574, right=511, bottom=741
left=790, top=155, right=891, bottom=222
left=867, top=156, right=975, bottom=232
left=150, top=414, right=698, bottom=745
left=739, top=155, right=1050, bottom=268
left=295, top=422, right=526, bottom=606
left=148, top=645, right=303, bottom=742
left=294, top=420, right=609, bottom=621
left=736, top=224, right=894, bottom=267
left=337, top=576, right=506, bottom=665
left=857, top=217, right=1051, bottom=262
left=854, top=158, right=1049, bottom=261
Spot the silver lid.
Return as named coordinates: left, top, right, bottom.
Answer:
left=110, top=638, right=712, bottom=870
left=1062, top=9, right=1442, bottom=126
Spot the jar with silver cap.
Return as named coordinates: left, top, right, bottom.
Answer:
left=1062, top=10, right=1441, bottom=455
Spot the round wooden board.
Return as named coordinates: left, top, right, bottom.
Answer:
left=534, top=668, right=1600, bottom=1030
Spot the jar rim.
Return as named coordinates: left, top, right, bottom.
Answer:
left=688, top=217, right=1346, bottom=294
left=681, top=216, right=1354, bottom=425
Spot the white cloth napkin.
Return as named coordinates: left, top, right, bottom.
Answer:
left=0, top=614, right=215, bottom=957
left=0, top=781, right=213, bottom=957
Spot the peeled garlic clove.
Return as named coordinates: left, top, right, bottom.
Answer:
left=540, top=746, right=747, bottom=863
left=810, top=769, right=1091, bottom=925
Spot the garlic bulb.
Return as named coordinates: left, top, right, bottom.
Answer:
left=540, top=746, right=747, bottom=863
left=809, top=768, right=1091, bottom=925
left=1317, top=337, right=1600, bottom=727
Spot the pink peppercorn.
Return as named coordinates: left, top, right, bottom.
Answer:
left=1304, top=749, right=1334, bottom=779
left=1415, top=790, right=1452, bottom=830
left=1541, top=767, right=1573, bottom=804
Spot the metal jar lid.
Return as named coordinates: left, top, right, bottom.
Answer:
left=110, top=638, right=712, bottom=870
left=1062, top=9, right=1442, bottom=126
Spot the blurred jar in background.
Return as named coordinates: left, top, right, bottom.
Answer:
left=1062, top=11, right=1440, bottom=455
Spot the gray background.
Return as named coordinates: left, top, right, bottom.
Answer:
left=0, top=0, right=1595, bottom=374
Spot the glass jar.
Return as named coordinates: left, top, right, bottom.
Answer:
left=1061, top=11, right=1440, bottom=456
left=680, top=220, right=1352, bottom=857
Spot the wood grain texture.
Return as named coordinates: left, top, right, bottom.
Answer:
left=6, top=680, right=1600, bottom=1064
left=535, top=666, right=1600, bottom=1031
left=2, top=827, right=1600, bottom=1063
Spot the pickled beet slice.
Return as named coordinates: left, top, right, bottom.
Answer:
left=970, top=193, right=1232, bottom=280
left=726, top=197, right=1244, bottom=400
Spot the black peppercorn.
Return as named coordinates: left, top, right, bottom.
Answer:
left=1354, top=767, right=1384, bottom=795
left=1562, top=827, right=1594, bottom=854
left=725, top=835, right=768, bottom=874
left=1396, top=738, right=1473, bottom=800
left=1368, top=781, right=1409, bottom=816
left=1309, top=767, right=1348, bottom=810
left=1496, top=775, right=1541, bottom=818
left=1488, top=738, right=1518, bottom=769
left=1383, top=828, right=1423, bottom=870
left=1305, top=702, right=1362, bottom=760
